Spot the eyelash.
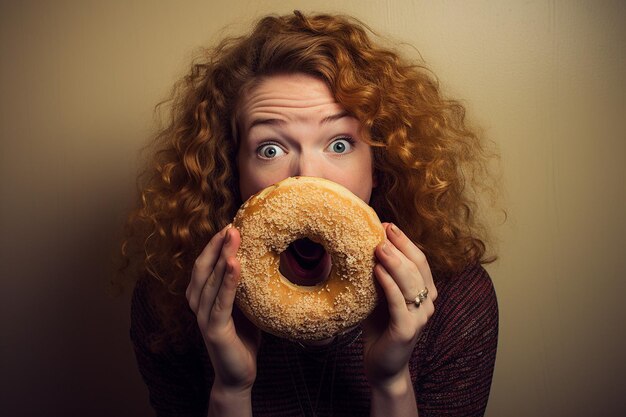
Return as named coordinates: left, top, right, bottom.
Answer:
left=332, top=135, right=354, bottom=143
left=255, top=136, right=357, bottom=159
left=256, top=141, right=284, bottom=159
left=328, top=136, right=356, bottom=153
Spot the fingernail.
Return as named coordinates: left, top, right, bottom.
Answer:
left=389, top=223, right=400, bottom=235
left=224, top=230, right=231, bottom=244
left=382, top=241, right=392, bottom=255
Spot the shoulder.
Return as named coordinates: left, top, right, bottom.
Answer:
left=130, top=276, right=200, bottom=355
left=130, top=277, right=162, bottom=353
left=130, top=277, right=214, bottom=415
left=410, top=264, right=499, bottom=415
left=427, top=263, right=498, bottom=344
left=436, top=263, right=497, bottom=313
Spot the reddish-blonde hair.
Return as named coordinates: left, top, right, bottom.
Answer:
left=119, top=11, right=498, bottom=345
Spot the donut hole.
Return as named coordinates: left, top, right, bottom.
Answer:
left=278, top=238, right=332, bottom=287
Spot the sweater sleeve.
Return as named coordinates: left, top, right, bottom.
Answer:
left=414, top=264, right=499, bottom=417
left=129, top=278, right=212, bottom=417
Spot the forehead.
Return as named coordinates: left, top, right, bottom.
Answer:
left=238, top=73, right=345, bottom=129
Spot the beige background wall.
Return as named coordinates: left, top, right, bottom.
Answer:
left=2, top=1, right=624, bottom=416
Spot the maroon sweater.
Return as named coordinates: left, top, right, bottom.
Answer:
left=131, top=263, right=498, bottom=417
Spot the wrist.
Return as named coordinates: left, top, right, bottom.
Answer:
left=370, top=367, right=412, bottom=398
left=369, top=367, right=418, bottom=417
left=208, top=382, right=253, bottom=417
left=211, top=378, right=254, bottom=398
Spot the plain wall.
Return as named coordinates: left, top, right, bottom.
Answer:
left=2, top=1, right=624, bottom=416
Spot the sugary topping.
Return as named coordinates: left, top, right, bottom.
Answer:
left=233, top=177, right=384, bottom=341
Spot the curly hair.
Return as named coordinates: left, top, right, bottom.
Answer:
left=118, top=11, right=499, bottom=347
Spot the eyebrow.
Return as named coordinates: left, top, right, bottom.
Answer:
left=321, top=111, right=351, bottom=124
left=248, top=111, right=351, bottom=130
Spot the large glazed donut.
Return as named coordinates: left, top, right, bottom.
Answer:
left=233, top=176, right=385, bottom=341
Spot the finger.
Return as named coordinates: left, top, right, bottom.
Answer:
left=384, top=223, right=437, bottom=301
left=384, top=223, right=432, bottom=282
left=375, top=238, right=426, bottom=303
left=209, top=257, right=242, bottom=329
left=202, top=226, right=240, bottom=305
left=375, top=252, right=433, bottom=315
left=373, top=261, right=409, bottom=323
left=375, top=254, right=436, bottom=320
left=374, top=262, right=424, bottom=342
left=186, top=225, right=231, bottom=312
left=197, top=227, right=241, bottom=324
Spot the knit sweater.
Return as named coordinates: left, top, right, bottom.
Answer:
left=130, top=263, right=498, bottom=417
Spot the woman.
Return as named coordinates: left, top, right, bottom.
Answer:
left=121, top=11, right=499, bottom=417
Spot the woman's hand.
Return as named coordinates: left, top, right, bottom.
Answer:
left=364, top=223, right=438, bottom=393
left=186, top=225, right=260, bottom=394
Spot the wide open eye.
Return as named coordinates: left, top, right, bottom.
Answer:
left=257, top=143, right=285, bottom=159
left=327, top=137, right=354, bottom=154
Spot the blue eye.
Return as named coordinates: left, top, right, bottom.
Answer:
left=257, top=143, right=285, bottom=159
left=328, top=137, right=354, bottom=154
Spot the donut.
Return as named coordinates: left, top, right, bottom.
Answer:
left=233, top=176, right=385, bottom=341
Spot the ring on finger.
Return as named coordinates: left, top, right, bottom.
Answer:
left=405, top=287, right=429, bottom=308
